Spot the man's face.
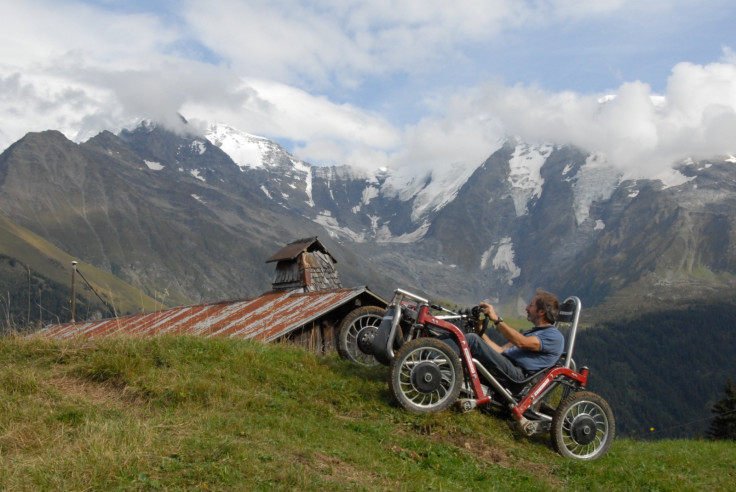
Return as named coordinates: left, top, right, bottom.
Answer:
left=526, top=296, right=542, bottom=324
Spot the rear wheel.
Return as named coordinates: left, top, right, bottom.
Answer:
left=389, top=338, right=462, bottom=413
left=551, top=391, right=615, bottom=460
left=337, top=306, right=384, bottom=366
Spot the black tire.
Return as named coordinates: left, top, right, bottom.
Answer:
left=551, top=391, right=615, bottom=460
left=389, top=338, right=463, bottom=413
left=337, top=306, right=385, bottom=366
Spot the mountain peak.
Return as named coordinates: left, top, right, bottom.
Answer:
left=205, top=123, right=293, bottom=171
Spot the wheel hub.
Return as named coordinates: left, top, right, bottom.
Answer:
left=411, top=361, right=442, bottom=393
left=570, top=415, right=598, bottom=445
left=357, top=326, right=378, bottom=354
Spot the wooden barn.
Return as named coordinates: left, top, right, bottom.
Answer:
left=36, top=237, right=387, bottom=354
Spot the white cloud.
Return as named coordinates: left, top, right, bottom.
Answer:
left=1, top=1, right=178, bottom=68
left=430, top=56, right=736, bottom=179
left=183, top=77, right=401, bottom=165
left=723, top=46, right=736, bottom=64
left=180, top=0, right=523, bottom=88
left=0, top=0, right=734, bottom=185
left=389, top=102, right=505, bottom=175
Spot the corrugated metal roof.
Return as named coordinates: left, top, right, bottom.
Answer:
left=36, top=286, right=386, bottom=341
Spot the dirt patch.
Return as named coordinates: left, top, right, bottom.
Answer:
left=300, top=451, right=398, bottom=489
left=45, top=373, right=132, bottom=410
left=391, top=417, right=566, bottom=488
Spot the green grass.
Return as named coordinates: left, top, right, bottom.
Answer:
left=1, top=335, right=734, bottom=491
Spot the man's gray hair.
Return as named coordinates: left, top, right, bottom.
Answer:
left=535, top=289, right=559, bottom=324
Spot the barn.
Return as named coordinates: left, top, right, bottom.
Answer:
left=37, top=237, right=387, bottom=354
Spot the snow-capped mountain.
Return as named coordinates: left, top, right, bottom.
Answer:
left=204, top=123, right=612, bottom=245
left=1, top=120, right=735, bottom=322
left=195, top=121, right=736, bottom=321
left=206, top=124, right=278, bottom=170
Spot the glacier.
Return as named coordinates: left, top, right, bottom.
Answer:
left=507, top=142, right=551, bottom=216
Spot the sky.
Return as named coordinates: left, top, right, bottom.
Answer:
left=1, top=0, right=735, bottom=180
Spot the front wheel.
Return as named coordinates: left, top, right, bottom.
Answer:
left=337, top=306, right=384, bottom=366
left=389, top=338, right=462, bottom=413
left=551, top=391, right=615, bottom=460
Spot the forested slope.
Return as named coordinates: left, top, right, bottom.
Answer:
left=576, top=304, right=736, bottom=438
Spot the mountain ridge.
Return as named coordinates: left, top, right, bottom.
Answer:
left=1, top=121, right=735, bottom=323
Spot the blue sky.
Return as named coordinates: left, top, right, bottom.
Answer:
left=1, top=0, right=735, bottom=179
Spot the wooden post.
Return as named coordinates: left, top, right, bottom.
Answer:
left=71, top=261, right=77, bottom=323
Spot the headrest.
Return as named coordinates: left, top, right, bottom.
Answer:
left=556, top=299, right=577, bottom=323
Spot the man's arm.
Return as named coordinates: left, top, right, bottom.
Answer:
left=479, top=303, right=541, bottom=352
left=479, top=332, right=510, bottom=354
left=495, top=321, right=541, bottom=351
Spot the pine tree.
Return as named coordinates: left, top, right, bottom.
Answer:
left=707, top=378, right=736, bottom=440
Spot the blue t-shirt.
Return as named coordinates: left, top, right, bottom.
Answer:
left=503, top=325, right=565, bottom=373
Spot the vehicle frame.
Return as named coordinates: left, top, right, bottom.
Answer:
left=372, top=288, right=615, bottom=460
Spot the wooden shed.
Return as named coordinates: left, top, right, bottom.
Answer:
left=37, top=238, right=387, bottom=354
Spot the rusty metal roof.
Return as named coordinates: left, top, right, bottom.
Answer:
left=36, top=286, right=386, bottom=341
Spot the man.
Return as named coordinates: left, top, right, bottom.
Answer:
left=446, top=290, right=565, bottom=382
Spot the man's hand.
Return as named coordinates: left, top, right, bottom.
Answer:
left=479, top=302, right=500, bottom=323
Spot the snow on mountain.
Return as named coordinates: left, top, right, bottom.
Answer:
left=507, top=142, right=552, bottom=216
left=313, top=211, right=367, bottom=242
left=205, top=121, right=691, bottom=252
left=144, top=160, right=164, bottom=171
left=569, top=152, right=621, bottom=225
left=412, top=161, right=481, bottom=221
left=204, top=121, right=497, bottom=233
left=205, top=123, right=277, bottom=170
left=652, top=166, right=695, bottom=189
left=205, top=122, right=319, bottom=206
left=381, top=158, right=485, bottom=223
left=480, top=236, right=522, bottom=285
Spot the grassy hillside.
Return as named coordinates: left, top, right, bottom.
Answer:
left=0, top=214, right=172, bottom=329
left=1, top=335, right=734, bottom=491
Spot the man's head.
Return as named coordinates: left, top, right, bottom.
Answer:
left=525, top=289, right=559, bottom=325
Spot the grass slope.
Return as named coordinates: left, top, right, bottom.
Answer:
left=0, top=214, right=168, bottom=318
left=1, top=335, right=734, bottom=491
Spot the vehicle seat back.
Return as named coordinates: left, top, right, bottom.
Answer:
left=554, top=297, right=581, bottom=369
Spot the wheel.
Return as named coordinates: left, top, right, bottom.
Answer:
left=551, top=391, right=615, bottom=460
left=388, top=338, right=463, bottom=413
left=337, top=306, right=385, bottom=366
